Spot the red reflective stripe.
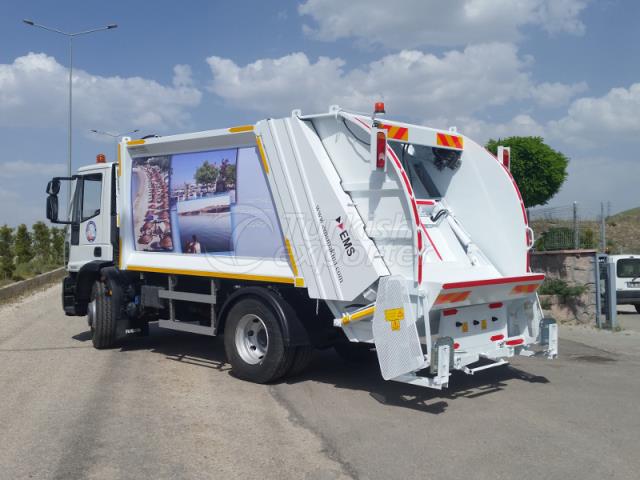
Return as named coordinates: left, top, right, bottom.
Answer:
left=395, top=127, right=408, bottom=140
left=451, top=135, right=462, bottom=149
left=354, top=117, right=371, bottom=130
left=443, top=274, right=545, bottom=290
left=422, top=225, right=443, bottom=260
left=489, top=302, right=503, bottom=309
left=417, top=254, right=423, bottom=284
left=410, top=201, right=420, bottom=226
left=443, top=308, right=458, bottom=316
left=417, top=230, right=423, bottom=251
left=401, top=170, right=414, bottom=196
left=491, top=334, right=505, bottom=342
left=506, top=338, right=524, bottom=346
left=416, top=199, right=435, bottom=205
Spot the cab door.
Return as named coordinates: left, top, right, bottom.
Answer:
left=68, top=167, right=113, bottom=272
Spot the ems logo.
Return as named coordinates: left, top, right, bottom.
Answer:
left=335, top=216, right=355, bottom=257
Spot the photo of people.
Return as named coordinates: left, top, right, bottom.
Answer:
left=132, top=156, right=173, bottom=252
left=171, top=148, right=237, bottom=254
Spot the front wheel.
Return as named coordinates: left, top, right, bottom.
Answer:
left=89, top=280, right=118, bottom=349
left=224, top=297, right=294, bottom=383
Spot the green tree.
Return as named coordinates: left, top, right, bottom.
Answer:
left=0, top=225, right=14, bottom=279
left=32, top=221, right=51, bottom=262
left=14, top=224, right=33, bottom=264
left=194, top=160, right=218, bottom=185
left=51, top=227, right=66, bottom=265
left=486, top=136, right=568, bottom=208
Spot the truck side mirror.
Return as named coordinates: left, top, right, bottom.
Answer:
left=46, top=194, right=59, bottom=222
left=47, top=179, right=61, bottom=195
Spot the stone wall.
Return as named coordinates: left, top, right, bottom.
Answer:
left=530, top=250, right=597, bottom=324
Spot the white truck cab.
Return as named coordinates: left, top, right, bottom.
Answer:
left=67, top=162, right=117, bottom=272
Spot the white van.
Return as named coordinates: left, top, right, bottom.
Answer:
left=612, top=254, right=640, bottom=313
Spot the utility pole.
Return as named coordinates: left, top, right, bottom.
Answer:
left=600, top=202, right=606, bottom=252
left=573, top=201, right=580, bottom=250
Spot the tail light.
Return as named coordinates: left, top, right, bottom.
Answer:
left=498, top=146, right=511, bottom=169
left=376, top=131, right=386, bottom=169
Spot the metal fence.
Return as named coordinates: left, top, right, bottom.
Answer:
left=528, top=202, right=609, bottom=252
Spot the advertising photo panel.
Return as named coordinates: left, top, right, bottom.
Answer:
left=131, top=155, right=174, bottom=252
left=172, top=148, right=237, bottom=254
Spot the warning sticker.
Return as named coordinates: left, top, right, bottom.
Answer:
left=384, top=308, right=405, bottom=331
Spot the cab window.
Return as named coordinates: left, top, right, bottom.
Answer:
left=81, top=174, right=102, bottom=221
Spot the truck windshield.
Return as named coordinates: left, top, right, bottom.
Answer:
left=617, top=258, right=640, bottom=278
left=389, top=142, right=461, bottom=199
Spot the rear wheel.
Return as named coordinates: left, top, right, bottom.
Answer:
left=288, top=346, right=314, bottom=377
left=224, top=297, right=294, bottom=383
left=635, top=305, right=640, bottom=314
left=90, top=280, right=118, bottom=349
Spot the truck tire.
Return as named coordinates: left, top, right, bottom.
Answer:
left=288, top=346, right=314, bottom=377
left=89, top=280, right=118, bottom=349
left=224, top=297, right=294, bottom=383
left=635, top=305, right=640, bottom=314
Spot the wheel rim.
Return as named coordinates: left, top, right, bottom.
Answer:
left=88, top=299, right=96, bottom=328
left=235, top=314, right=269, bottom=365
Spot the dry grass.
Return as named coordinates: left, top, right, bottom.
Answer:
left=607, top=207, right=640, bottom=254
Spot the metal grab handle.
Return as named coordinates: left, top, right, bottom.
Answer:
left=526, top=226, right=535, bottom=249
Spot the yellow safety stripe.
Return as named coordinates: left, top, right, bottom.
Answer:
left=256, top=136, right=270, bottom=174
left=126, top=265, right=294, bottom=285
left=127, top=139, right=145, bottom=146
left=284, top=238, right=298, bottom=277
left=117, top=144, right=122, bottom=176
left=228, top=125, right=254, bottom=133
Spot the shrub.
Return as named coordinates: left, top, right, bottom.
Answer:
left=538, top=278, right=587, bottom=302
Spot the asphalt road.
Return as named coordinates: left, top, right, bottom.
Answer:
left=2, top=285, right=639, bottom=480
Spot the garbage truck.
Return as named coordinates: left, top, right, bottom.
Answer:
left=45, top=103, right=557, bottom=389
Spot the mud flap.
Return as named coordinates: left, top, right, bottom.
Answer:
left=373, top=276, right=427, bottom=380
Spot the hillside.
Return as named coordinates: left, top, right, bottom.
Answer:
left=530, top=206, right=640, bottom=254
left=607, top=207, right=640, bottom=254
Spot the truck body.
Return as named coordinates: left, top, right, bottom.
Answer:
left=47, top=105, right=557, bottom=389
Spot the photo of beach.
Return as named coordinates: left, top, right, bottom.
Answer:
left=171, top=148, right=237, bottom=254
left=132, top=156, right=173, bottom=252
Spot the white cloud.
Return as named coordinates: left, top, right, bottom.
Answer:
left=0, top=53, right=202, bottom=132
left=549, top=83, right=640, bottom=146
left=530, top=81, right=588, bottom=107
left=0, top=160, right=65, bottom=178
left=207, top=44, right=584, bottom=120
left=431, top=114, right=546, bottom=144
left=298, top=0, right=589, bottom=48
left=206, top=53, right=346, bottom=114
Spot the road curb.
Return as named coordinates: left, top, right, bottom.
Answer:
left=0, top=267, right=65, bottom=304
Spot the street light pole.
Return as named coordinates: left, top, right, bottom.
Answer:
left=23, top=20, right=118, bottom=208
left=68, top=36, right=73, bottom=190
left=90, top=129, right=140, bottom=159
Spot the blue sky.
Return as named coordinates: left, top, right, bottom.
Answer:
left=1, top=0, right=639, bottom=226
